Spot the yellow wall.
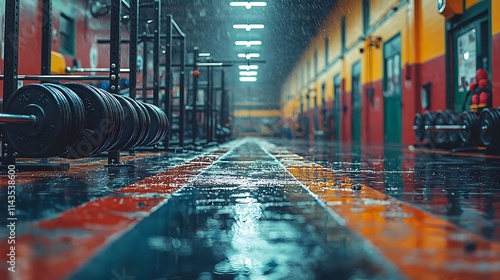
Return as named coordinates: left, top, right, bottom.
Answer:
left=280, top=0, right=450, bottom=119
left=418, top=0, right=446, bottom=61
left=234, top=110, right=281, bottom=118
left=493, top=0, right=500, bottom=34
left=466, top=0, right=480, bottom=9
left=370, top=0, right=401, bottom=27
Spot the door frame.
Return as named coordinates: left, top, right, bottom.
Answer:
left=383, top=33, right=402, bottom=143
left=445, top=1, right=491, bottom=109
left=351, top=60, right=362, bottom=142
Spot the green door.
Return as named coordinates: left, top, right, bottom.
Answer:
left=383, top=35, right=402, bottom=143
left=451, top=15, right=490, bottom=111
left=351, top=61, right=362, bottom=142
left=333, top=74, right=341, bottom=141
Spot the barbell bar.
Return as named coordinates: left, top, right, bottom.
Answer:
left=66, top=67, right=131, bottom=73
left=0, top=113, right=37, bottom=125
left=0, top=74, right=111, bottom=80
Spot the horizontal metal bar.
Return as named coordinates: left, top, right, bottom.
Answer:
left=0, top=75, right=111, bottom=81
left=198, top=62, right=233, bottom=67
left=0, top=113, right=36, bottom=125
left=67, top=67, right=131, bottom=73
left=97, top=39, right=131, bottom=44
left=424, top=125, right=466, bottom=131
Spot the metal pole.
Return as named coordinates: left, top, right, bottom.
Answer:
left=41, top=0, right=52, bottom=77
left=179, top=35, right=186, bottom=147
left=142, top=40, right=148, bottom=102
left=192, top=47, right=199, bottom=143
left=108, top=0, right=121, bottom=164
left=205, top=62, right=211, bottom=143
left=128, top=0, right=138, bottom=99
left=220, top=70, right=227, bottom=135
left=153, top=0, right=161, bottom=107
left=164, top=14, right=173, bottom=146
left=2, top=0, right=20, bottom=166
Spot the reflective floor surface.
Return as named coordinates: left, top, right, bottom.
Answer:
left=1, top=138, right=500, bottom=279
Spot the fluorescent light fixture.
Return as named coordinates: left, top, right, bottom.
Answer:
left=233, top=24, right=265, bottom=31
left=230, top=1, right=267, bottom=9
left=238, top=65, right=259, bottom=70
left=198, top=53, right=211, bottom=57
left=235, top=40, right=262, bottom=47
left=238, top=53, right=260, bottom=59
left=239, top=71, right=258, bottom=76
left=240, top=77, right=257, bottom=82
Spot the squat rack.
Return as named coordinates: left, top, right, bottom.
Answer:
left=1, top=0, right=135, bottom=169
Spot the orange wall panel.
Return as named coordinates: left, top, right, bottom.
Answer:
left=493, top=0, right=500, bottom=34
left=466, top=0, right=480, bottom=9
left=370, top=0, right=400, bottom=27
left=419, top=0, right=446, bottom=61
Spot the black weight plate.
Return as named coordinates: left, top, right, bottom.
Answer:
left=62, top=83, right=112, bottom=158
left=46, top=84, right=73, bottom=157
left=414, top=113, right=424, bottom=142
left=113, top=95, right=139, bottom=150
left=146, top=103, right=168, bottom=144
left=157, top=106, right=169, bottom=142
left=459, top=111, right=479, bottom=145
left=435, top=110, right=449, bottom=145
left=492, top=109, right=500, bottom=149
left=92, top=86, right=118, bottom=154
left=45, top=83, right=86, bottom=153
left=108, top=94, right=125, bottom=150
left=121, top=96, right=147, bottom=149
left=4, top=84, right=69, bottom=157
left=447, top=113, right=461, bottom=146
left=423, top=112, right=436, bottom=144
left=141, top=102, right=163, bottom=146
left=479, top=108, right=500, bottom=146
left=133, top=101, right=151, bottom=147
left=157, top=107, right=169, bottom=143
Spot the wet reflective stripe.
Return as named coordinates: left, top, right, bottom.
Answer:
left=0, top=150, right=228, bottom=280
left=269, top=149, right=500, bottom=280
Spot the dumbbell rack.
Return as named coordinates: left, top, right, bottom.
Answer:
left=0, top=0, right=136, bottom=170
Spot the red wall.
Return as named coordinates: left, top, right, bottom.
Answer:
left=362, top=80, right=384, bottom=144
left=0, top=0, right=131, bottom=100
left=492, top=32, right=500, bottom=107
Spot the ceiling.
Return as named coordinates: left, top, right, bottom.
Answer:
left=144, top=0, right=337, bottom=108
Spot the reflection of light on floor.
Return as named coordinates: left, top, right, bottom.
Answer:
left=229, top=197, right=264, bottom=273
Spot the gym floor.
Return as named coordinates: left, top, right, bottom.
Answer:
left=1, top=138, right=500, bottom=279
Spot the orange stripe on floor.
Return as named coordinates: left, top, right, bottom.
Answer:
left=270, top=149, right=500, bottom=280
left=0, top=149, right=228, bottom=280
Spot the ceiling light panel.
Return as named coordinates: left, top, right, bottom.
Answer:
left=235, top=41, right=262, bottom=47
left=240, top=77, right=258, bottom=82
left=238, top=65, right=259, bottom=70
left=233, top=24, right=265, bottom=31
left=230, top=2, right=267, bottom=9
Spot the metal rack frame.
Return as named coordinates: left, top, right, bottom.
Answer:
left=1, top=0, right=135, bottom=169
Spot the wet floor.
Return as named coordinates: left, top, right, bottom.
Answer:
left=1, top=138, right=500, bottom=279
left=271, top=139, right=500, bottom=242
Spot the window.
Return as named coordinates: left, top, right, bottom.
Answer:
left=362, top=0, right=370, bottom=35
left=341, top=16, right=346, bottom=53
left=60, top=13, right=75, bottom=56
left=314, top=49, right=318, bottom=76
left=325, top=37, right=329, bottom=65
left=301, top=68, right=304, bottom=88
left=307, top=60, right=311, bottom=82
